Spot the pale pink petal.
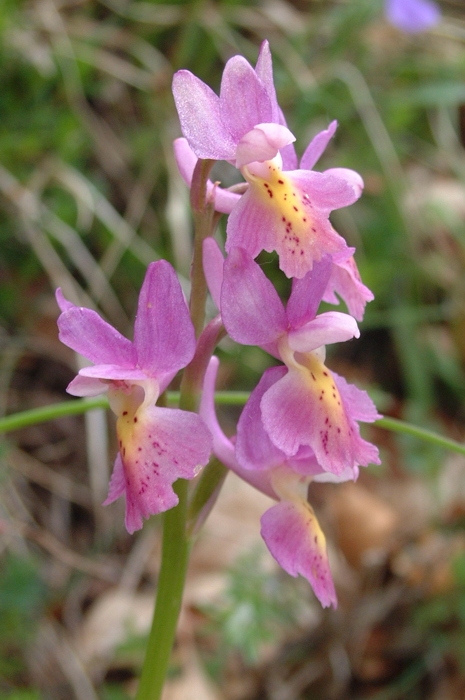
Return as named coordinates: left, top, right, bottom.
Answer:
left=236, top=123, right=295, bottom=168
left=78, top=365, right=149, bottom=381
left=323, top=255, right=374, bottom=321
left=333, top=371, right=382, bottom=423
left=172, top=70, right=237, bottom=160
left=300, top=121, right=337, bottom=171
left=66, top=375, right=108, bottom=397
left=261, top=500, right=337, bottom=608
left=202, top=238, right=224, bottom=310
left=221, top=247, right=287, bottom=347
left=323, top=167, right=364, bottom=199
left=113, top=404, right=212, bottom=534
left=219, top=56, right=272, bottom=143
left=134, top=261, right=195, bottom=376
left=290, top=170, right=362, bottom=212
left=57, top=296, right=135, bottom=367
left=288, top=311, right=359, bottom=353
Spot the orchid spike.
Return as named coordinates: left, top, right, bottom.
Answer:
left=220, top=247, right=381, bottom=475
left=200, top=357, right=344, bottom=608
left=385, top=0, right=440, bottom=32
left=56, top=261, right=212, bottom=533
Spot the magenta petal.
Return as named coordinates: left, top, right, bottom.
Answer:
left=261, top=500, right=337, bottom=608
left=114, top=404, right=212, bottom=534
left=286, top=256, right=333, bottom=328
left=333, top=371, right=381, bottom=423
left=134, top=260, right=195, bottom=376
left=221, top=248, right=287, bottom=346
left=254, top=40, right=280, bottom=123
left=236, top=366, right=289, bottom=471
left=103, top=453, right=126, bottom=505
left=323, top=255, right=374, bottom=321
left=288, top=311, right=359, bottom=353
left=57, top=301, right=135, bottom=367
left=220, top=56, right=272, bottom=143
left=300, top=121, right=337, bottom=171
left=202, top=238, right=224, bottom=310
left=172, top=70, right=236, bottom=160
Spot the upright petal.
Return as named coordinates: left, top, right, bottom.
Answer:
left=172, top=70, right=237, bottom=160
left=254, top=40, right=280, bottom=123
left=300, top=121, right=337, bottom=171
left=56, top=293, right=136, bottom=367
left=134, top=261, right=196, bottom=376
left=221, top=247, right=287, bottom=347
left=220, top=56, right=272, bottom=143
left=261, top=499, right=337, bottom=608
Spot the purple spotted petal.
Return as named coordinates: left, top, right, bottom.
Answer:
left=134, top=260, right=196, bottom=376
left=56, top=293, right=135, bottom=368
left=221, top=247, right=287, bottom=347
left=261, top=500, right=337, bottom=608
left=300, top=121, right=337, bottom=171
left=260, top=362, right=373, bottom=476
left=105, top=404, right=212, bottom=534
left=172, top=70, right=237, bottom=160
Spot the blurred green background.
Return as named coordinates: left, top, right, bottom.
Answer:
left=2, top=1, right=465, bottom=698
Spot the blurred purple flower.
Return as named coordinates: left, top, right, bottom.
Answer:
left=385, top=0, right=441, bottom=32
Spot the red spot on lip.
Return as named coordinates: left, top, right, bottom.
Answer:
left=133, top=416, right=138, bottom=423
left=278, top=179, right=284, bottom=184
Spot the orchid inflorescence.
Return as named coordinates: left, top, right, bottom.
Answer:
left=57, top=41, right=383, bottom=610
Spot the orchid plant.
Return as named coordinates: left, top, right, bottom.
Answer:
left=3, top=34, right=463, bottom=700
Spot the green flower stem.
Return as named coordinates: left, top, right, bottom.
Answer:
left=135, top=478, right=190, bottom=700
left=375, top=416, right=465, bottom=457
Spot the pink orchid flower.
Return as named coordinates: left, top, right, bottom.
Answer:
left=56, top=261, right=212, bottom=533
left=218, top=247, right=381, bottom=476
left=200, top=357, right=357, bottom=608
left=225, top=120, right=364, bottom=279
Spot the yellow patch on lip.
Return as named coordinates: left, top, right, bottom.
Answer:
left=243, top=161, right=317, bottom=256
